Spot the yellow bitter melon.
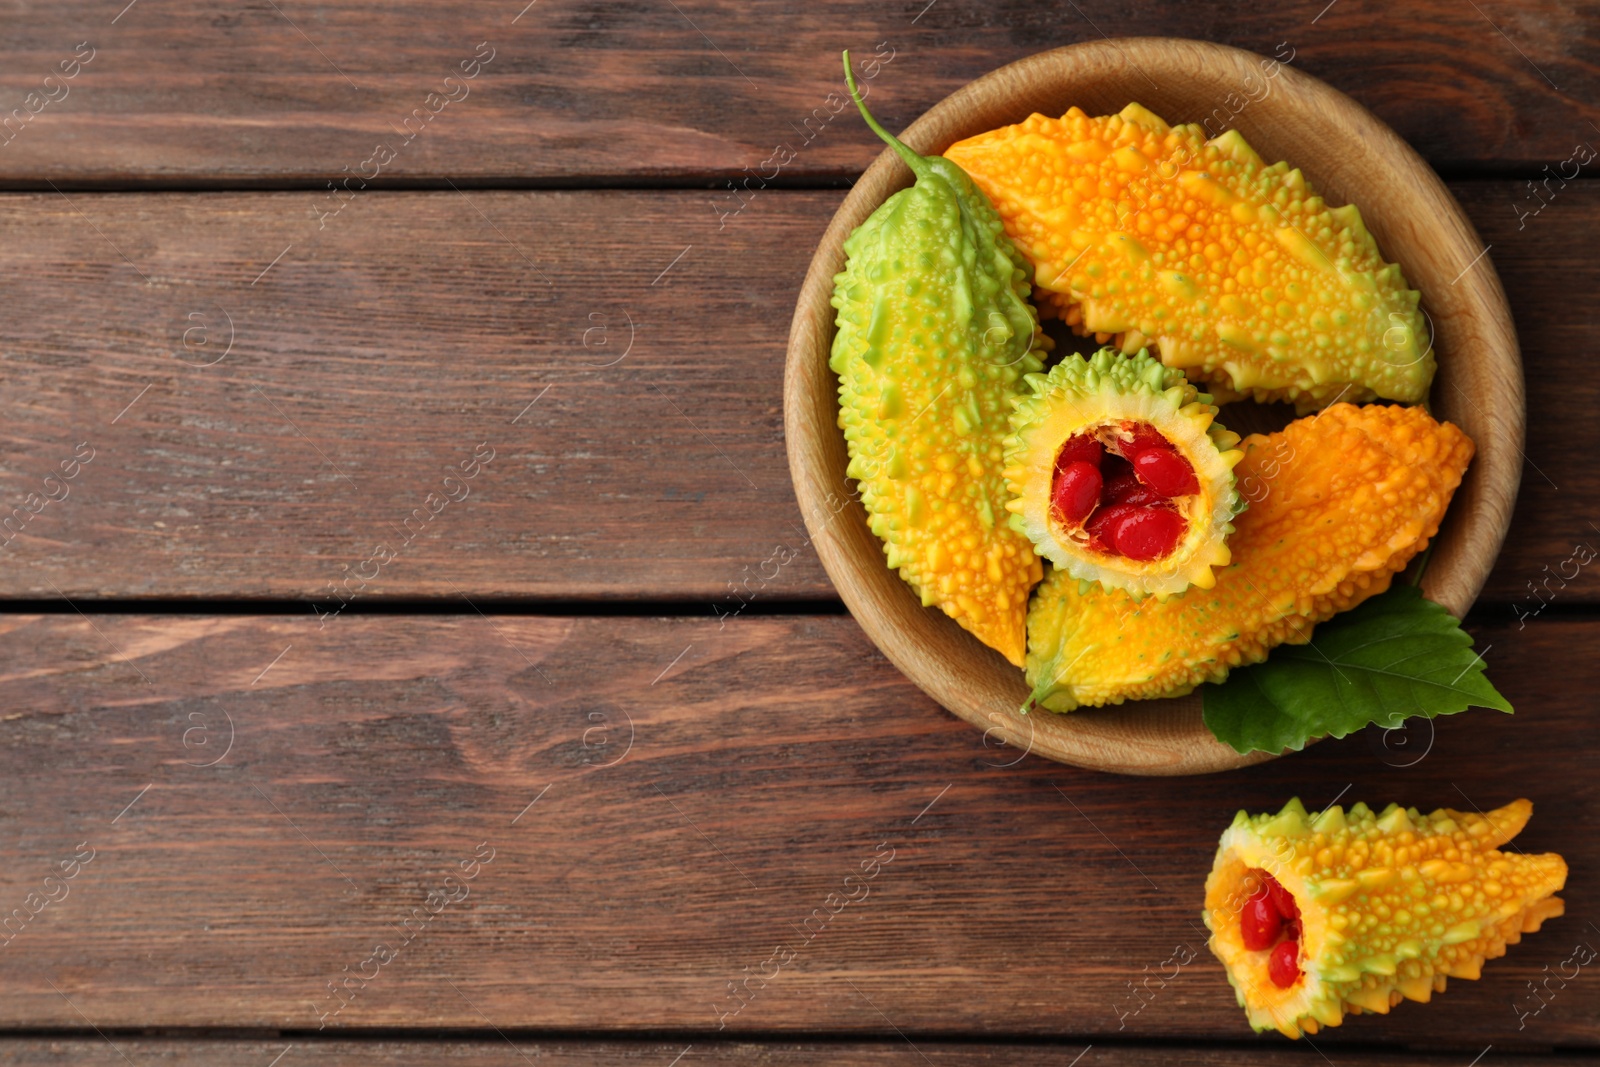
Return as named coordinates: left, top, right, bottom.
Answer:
left=829, top=54, right=1048, bottom=666
left=1204, top=797, right=1567, bottom=1038
left=944, top=104, right=1432, bottom=412
left=1004, top=347, right=1242, bottom=599
left=1025, top=402, right=1473, bottom=710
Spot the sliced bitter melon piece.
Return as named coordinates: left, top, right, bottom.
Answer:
left=1203, top=797, right=1567, bottom=1039
left=1003, top=347, right=1242, bottom=599
left=1024, top=402, right=1474, bottom=710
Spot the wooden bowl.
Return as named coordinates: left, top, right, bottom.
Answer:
left=783, top=38, right=1523, bottom=776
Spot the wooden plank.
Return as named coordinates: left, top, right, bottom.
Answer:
left=0, top=183, right=1592, bottom=605
left=0, top=611, right=1592, bottom=1044
left=1453, top=182, right=1600, bottom=613
left=0, top=188, right=826, bottom=603
left=0, top=1, right=1592, bottom=184
left=0, top=1038, right=1580, bottom=1066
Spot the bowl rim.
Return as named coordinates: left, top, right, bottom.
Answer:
left=783, top=37, right=1524, bottom=776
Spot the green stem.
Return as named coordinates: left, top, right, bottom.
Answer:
left=842, top=49, right=927, bottom=179
left=1018, top=651, right=1064, bottom=716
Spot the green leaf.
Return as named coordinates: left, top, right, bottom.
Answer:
left=1201, top=585, right=1512, bottom=755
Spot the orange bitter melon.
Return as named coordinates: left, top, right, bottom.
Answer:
left=944, top=104, right=1433, bottom=412
left=1025, top=402, right=1473, bottom=709
left=1204, top=797, right=1567, bottom=1038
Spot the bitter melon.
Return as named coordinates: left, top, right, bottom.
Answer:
left=1004, top=347, right=1242, bottom=599
left=1204, top=797, right=1566, bottom=1038
left=829, top=53, right=1048, bottom=666
left=944, top=104, right=1433, bottom=411
left=1025, top=403, right=1473, bottom=709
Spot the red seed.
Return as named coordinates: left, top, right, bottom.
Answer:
left=1084, top=502, right=1138, bottom=551
left=1052, top=461, right=1103, bottom=526
left=1100, top=454, right=1138, bottom=503
left=1117, top=485, right=1170, bottom=508
left=1109, top=506, right=1186, bottom=561
left=1266, top=878, right=1300, bottom=922
left=1240, top=895, right=1282, bottom=951
left=1054, top=434, right=1104, bottom=473
left=1268, top=939, right=1303, bottom=988
left=1125, top=423, right=1175, bottom=456
left=1133, top=448, right=1200, bottom=497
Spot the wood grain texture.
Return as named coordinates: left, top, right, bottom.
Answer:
left=785, top=38, right=1520, bottom=774
left=0, top=1, right=1594, bottom=184
left=0, top=1039, right=1582, bottom=1066
left=0, top=183, right=1589, bottom=606
left=0, top=188, right=810, bottom=603
left=1453, top=181, right=1600, bottom=618
left=0, top=0, right=1591, bottom=1056
left=0, top=612, right=1591, bottom=1043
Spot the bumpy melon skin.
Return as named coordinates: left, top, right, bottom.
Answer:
left=1204, top=798, right=1567, bottom=1039
left=1004, top=347, right=1242, bottom=599
left=944, top=103, right=1433, bottom=412
left=1025, top=403, right=1473, bottom=710
left=830, top=143, right=1049, bottom=667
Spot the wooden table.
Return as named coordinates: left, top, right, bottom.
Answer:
left=0, top=2, right=1594, bottom=1063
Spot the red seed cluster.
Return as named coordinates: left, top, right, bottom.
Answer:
left=1242, top=870, right=1304, bottom=988
left=1048, top=422, right=1197, bottom=560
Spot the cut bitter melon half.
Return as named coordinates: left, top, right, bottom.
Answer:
left=944, top=104, right=1433, bottom=412
left=1204, top=797, right=1567, bottom=1038
left=1024, top=402, right=1474, bottom=710
left=1004, top=348, right=1242, bottom=599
